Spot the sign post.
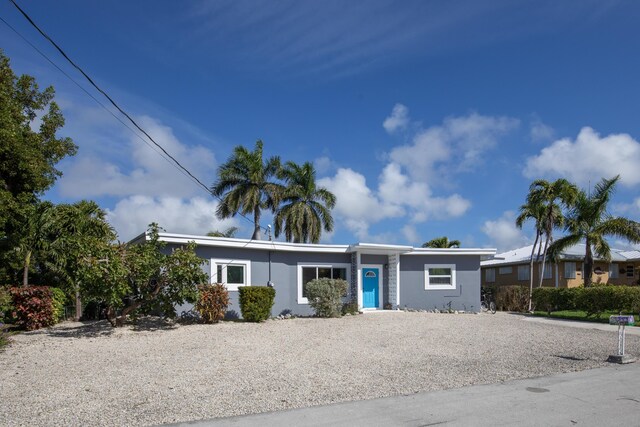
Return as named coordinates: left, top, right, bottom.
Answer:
left=607, top=315, right=636, bottom=364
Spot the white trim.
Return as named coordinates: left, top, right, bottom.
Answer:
left=296, top=263, right=351, bottom=305
left=361, top=264, right=383, bottom=309
left=424, top=264, right=456, bottom=290
left=356, top=252, right=362, bottom=309
left=395, top=256, right=400, bottom=307
left=210, top=258, right=251, bottom=292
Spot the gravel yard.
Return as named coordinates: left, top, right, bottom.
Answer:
left=1, top=312, right=638, bottom=426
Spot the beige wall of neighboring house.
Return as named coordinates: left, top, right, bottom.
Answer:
left=482, top=260, right=640, bottom=288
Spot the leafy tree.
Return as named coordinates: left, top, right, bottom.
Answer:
left=0, top=50, right=77, bottom=281
left=422, top=236, right=461, bottom=248
left=206, top=226, right=239, bottom=238
left=80, top=223, right=207, bottom=327
left=527, top=179, right=578, bottom=288
left=274, top=161, right=336, bottom=243
left=211, top=140, right=283, bottom=240
left=548, top=176, right=640, bottom=287
left=516, top=196, right=545, bottom=311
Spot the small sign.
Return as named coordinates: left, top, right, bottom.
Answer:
left=609, top=315, right=635, bottom=326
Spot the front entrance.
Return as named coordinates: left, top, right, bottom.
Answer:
left=362, top=266, right=381, bottom=309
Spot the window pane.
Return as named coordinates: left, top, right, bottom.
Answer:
left=302, top=267, right=317, bottom=298
left=626, top=265, right=634, bottom=278
left=429, top=268, right=451, bottom=276
left=332, top=268, right=347, bottom=280
left=610, top=263, right=618, bottom=279
left=499, top=266, right=512, bottom=275
left=216, top=265, right=222, bottom=283
left=226, top=265, right=244, bottom=284
left=564, top=262, right=576, bottom=279
left=485, top=268, right=495, bottom=282
left=318, top=267, right=331, bottom=279
left=430, top=277, right=451, bottom=285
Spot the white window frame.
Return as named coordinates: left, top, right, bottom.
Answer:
left=425, top=264, right=456, bottom=290
left=210, top=258, right=251, bottom=291
left=498, top=266, right=512, bottom=275
left=485, top=268, right=495, bottom=283
left=517, top=265, right=530, bottom=281
left=609, top=263, right=619, bottom=279
left=297, top=263, right=351, bottom=304
left=564, top=262, right=576, bottom=279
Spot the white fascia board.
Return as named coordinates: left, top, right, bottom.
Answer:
left=407, top=248, right=497, bottom=256
left=153, top=233, right=350, bottom=253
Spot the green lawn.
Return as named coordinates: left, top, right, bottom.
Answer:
left=532, top=310, right=638, bottom=325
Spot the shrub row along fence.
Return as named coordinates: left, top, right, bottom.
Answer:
left=532, top=286, right=640, bottom=317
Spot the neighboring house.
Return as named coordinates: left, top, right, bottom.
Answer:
left=132, top=232, right=496, bottom=316
left=481, top=243, right=640, bottom=288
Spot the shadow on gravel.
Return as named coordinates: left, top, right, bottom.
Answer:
left=553, top=355, right=587, bottom=361
left=36, top=320, right=116, bottom=339
left=131, top=317, right=179, bottom=332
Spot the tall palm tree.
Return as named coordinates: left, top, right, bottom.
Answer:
left=548, top=176, right=640, bottom=287
left=274, top=161, right=336, bottom=243
left=212, top=141, right=283, bottom=240
left=527, top=179, right=578, bottom=288
left=516, top=197, right=545, bottom=311
left=422, top=236, right=461, bottom=248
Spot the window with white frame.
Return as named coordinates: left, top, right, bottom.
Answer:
left=297, top=263, right=350, bottom=304
left=517, top=265, right=530, bottom=281
left=609, top=263, right=619, bottom=279
left=498, top=266, right=512, bottom=275
left=425, top=264, right=456, bottom=290
left=485, top=268, right=495, bottom=283
left=564, top=262, right=576, bottom=279
left=211, top=259, right=251, bottom=291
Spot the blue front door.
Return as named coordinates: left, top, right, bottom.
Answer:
left=362, top=267, right=379, bottom=308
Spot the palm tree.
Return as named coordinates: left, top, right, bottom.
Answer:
left=212, top=141, right=283, bottom=240
left=17, top=201, right=55, bottom=286
left=206, top=227, right=239, bottom=238
left=422, top=237, right=461, bottom=248
left=516, top=197, right=545, bottom=311
left=527, top=179, right=578, bottom=288
left=548, top=176, right=640, bottom=287
left=274, top=161, right=336, bottom=243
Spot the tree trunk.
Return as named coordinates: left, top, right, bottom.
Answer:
left=22, top=250, right=32, bottom=286
left=528, top=232, right=540, bottom=312
left=252, top=205, right=261, bottom=240
left=538, top=236, right=551, bottom=288
left=584, top=240, right=593, bottom=287
left=75, top=283, right=82, bottom=321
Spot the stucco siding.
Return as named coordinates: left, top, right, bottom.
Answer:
left=399, top=255, right=480, bottom=311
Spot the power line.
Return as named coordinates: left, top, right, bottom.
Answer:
left=7, top=0, right=269, bottom=235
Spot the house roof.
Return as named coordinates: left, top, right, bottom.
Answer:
left=131, top=232, right=496, bottom=256
left=481, top=243, right=640, bottom=267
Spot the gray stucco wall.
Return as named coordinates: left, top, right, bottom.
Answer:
left=170, top=244, right=351, bottom=318
left=398, top=255, right=481, bottom=312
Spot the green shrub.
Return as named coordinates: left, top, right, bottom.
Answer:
left=196, top=283, right=230, bottom=323
left=238, top=286, right=275, bottom=322
left=0, top=286, right=13, bottom=324
left=305, top=278, right=348, bottom=318
left=9, top=286, right=55, bottom=331
left=342, top=300, right=359, bottom=315
left=50, top=287, right=67, bottom=323
left=532, top=285, right=640, bottom=317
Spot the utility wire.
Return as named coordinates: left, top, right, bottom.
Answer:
left=7, top=0, right=269, bottom=235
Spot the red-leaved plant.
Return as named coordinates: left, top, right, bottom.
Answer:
left=9, top=286, right=55, bottom=330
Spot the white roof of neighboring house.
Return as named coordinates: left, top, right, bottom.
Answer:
left=131, top=232, right=497, bottom=256
left=481, top=243, right=640, bottom=267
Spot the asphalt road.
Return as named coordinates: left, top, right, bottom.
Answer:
left=169, top=363, right=640, bottom=426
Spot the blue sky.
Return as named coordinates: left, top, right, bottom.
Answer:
left=2, top=0, right=640, bottom=249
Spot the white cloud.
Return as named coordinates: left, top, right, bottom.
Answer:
left=390, top=112, right=519, bottom=181
left=401, top=225, right=420, bottom=244
left=58, top=115, right=216, bottom=198
left=314, top=156, right=336, bottom=175
left=107, top=196, right=240, bottom=241
left=383, top=103, right=410, bottom=134
left=481, top=211, right=530, bottom=252
left=524, top=127, right=640, bottom=187
left=530, top=118, right=555, bottom=143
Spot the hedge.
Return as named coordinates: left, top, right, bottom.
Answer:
left=238, top=286, right=275, bottom=322
left=532, top=286, right=640, bottom=317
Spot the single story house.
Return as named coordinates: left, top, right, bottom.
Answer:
left=481, top=243, right=640, bottom=288
left=133, top=232, right=496, bottom=317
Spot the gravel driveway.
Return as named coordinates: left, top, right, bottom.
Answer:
left=1, top=312, right=638, bottom=426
